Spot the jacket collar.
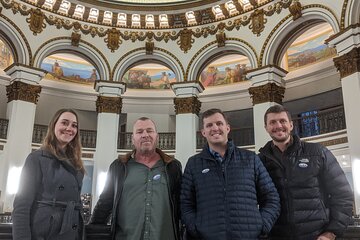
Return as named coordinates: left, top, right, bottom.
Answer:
left=118, top=148, right=174, bottom=164
left=259, top=134, right=302, bottom=155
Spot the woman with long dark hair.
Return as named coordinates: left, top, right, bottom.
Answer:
left=12, top=108, right=85, bottom=240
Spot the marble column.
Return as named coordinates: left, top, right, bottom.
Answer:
left=1, top=63, right=44, bottom=212
left=328, top=23, right=360, bottom=214
left=171, top=81, right=204, bottom=168
left=248, top=65, right=287, bottom=152
left=92, top=80, right=126, bottom=209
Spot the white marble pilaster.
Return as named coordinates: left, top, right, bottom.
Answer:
left=1, top=64, right=44, bottom=212
left=91, top=81, right=126, bottom=209
left=328, top=24, right=360, bottom=214
left=171, top=81, right=204, bottom=168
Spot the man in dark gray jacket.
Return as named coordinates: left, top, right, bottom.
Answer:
left=259, top=105, right=353, bottom=240
left=181, top=108, right=280, bottom=240
left=90, top=117, right=182, bottom=240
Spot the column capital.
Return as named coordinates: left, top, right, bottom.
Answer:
left=94, top=80, right=126, bottom=96
left=171, top=80, right=204, bottom=98
left=246, top=65, right=288, bottom=87
left=174, top=96, right=201, bottom=115
left=96, top=96, right=123, bottom=114
left=326, top=23, right=360, bottom=55
left=4, top=63, right=46, bottom=85
left=248, top=82, right=285, bottom=105
left=333, top=47, right=360, bottom=78
left=6, top=81, right=42, bottom=104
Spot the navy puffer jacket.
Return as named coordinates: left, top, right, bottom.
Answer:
left=181, top=141, right=280, bottom=240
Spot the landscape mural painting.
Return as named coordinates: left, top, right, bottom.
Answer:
left=284, top=24, right=336, bottom=71
left=199, top=54, right=251, bottom=87
left=41, top=53, right=99, bottom=85
left=0, top=39, right=14, bottom=72
left=122, top=63, right=176, bottom=89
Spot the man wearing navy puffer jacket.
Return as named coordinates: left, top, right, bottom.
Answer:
left=181, top=108, right=280, bottom=240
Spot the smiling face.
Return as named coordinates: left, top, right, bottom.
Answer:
left=132, top=119, right=159, bottom=154
left=54, top=112, right=78, bottom=149
left=265, top=111, right=293, bottom=144
left=201, top=112, right=230, bottom=149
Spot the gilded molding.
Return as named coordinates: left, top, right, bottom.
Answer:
left=318, top=137, right=348, bottom=147
left=174, top=96, right=201, bottom=115
left=333, top=47, right=360, bottom=78
left=6, top=81, right=42, bottom=103
left=248, top=82, right=285, bottom=105
left=96, top=96, right=122, bottom=114
left=32, top=36, right=112, bottom=80
left=340, top=0, right=349, bottom=30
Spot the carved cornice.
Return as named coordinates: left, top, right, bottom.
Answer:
left=96, top=96, right=122, bottom=114
left=6, top=81, right=41, bottom=103
left=248, top=82, right=285, bottom=105
left=318, top=137, right=348, bottom=147
left=333, top=47, right=360, bottom=78
left=174, top=96, right=201, bottom=115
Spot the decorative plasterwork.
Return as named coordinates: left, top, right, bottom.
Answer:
left=333, top=47, right=360, bottom=78
left=0, top=0, right=293, bottom=53
left=216, top=31, right=225, bottom=47
left=248, top=82, right=285, bottom=105
left=105, top=28, right=122, bottom=52
left=288, top=0, right=302, bottom=20
left=71, top=31, right=81, bottom=46
left=26, top=8, right=46, bottom=35
left=96, top=96, right=123, bottom=114
left=173, top=96, right=201, bottom=115
left=177, top=28, right=194, bottom=53
left=340, top=0, right=349, bottom=30
left=145, top=40, right=154, bottom=55
left=6, top=81, right=42, bottom=103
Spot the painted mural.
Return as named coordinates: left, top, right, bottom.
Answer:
left=199, top=54, right=251, bottom=87
left=285, top=26, right=336, bottom=71
left=0, top=39, right=14, bottom=72
left=122, top=64, right=176, bottom=89
left=40, top=53, right=99, bottom=85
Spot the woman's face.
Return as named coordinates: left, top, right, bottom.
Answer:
left=54, top=112, right=78, bottom=149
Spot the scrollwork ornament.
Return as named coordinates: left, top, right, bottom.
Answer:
left=105, top=28, right=122, bottom=52
left=71, top=32, right=81, bottom=47
left=249, top=9, right=267, bottom=36
left=26, top=8, right=46, bottom=35
left=289, top=0, right=302, bottom=20
left=96, top=96, right=122, bottom=114
left=177, top=28, right=194, bottom=53
left=333, top=47, right=360, bottom=78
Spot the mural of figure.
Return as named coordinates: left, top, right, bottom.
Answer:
left=202, top=66, right=217, bottom=87
left=52, top=61, right=64, bottom=79
left=223, top=67, right=232, bottom=84
left=89, top=69, right=97, bottom=81
left=161, top=72, right=171, bottom=89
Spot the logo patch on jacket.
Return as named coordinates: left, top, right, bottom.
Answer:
left=298, top=158, right=309, bottom=168
left=201, top=168, right=210, bottom=173
left=153, top=174, right=161, bottom=180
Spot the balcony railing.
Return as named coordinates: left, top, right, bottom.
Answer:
left=292, top=106, right=346, bottom=138
left=0, top=105, right=347, bottom=150
left=0, top=118, right=8, bottom=139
